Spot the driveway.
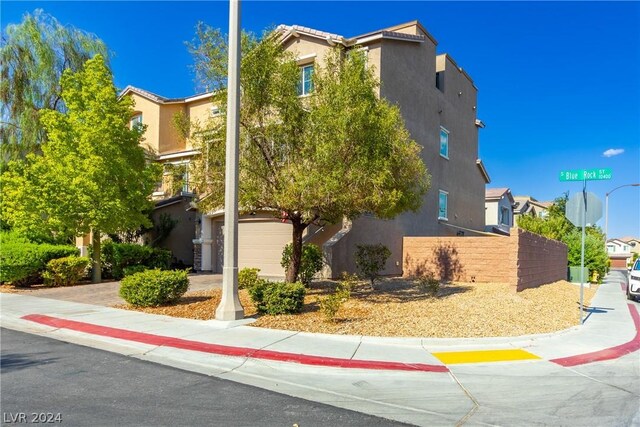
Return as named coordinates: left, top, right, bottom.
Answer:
left=6, top=273, right=222, bottom=306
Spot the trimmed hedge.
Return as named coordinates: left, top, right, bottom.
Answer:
left=119, top=269, right=189, bottom=307
left=0, top=243, right=79, bottom=286
left=42, top=256, right=90, bottom=287
left=238, top=267, right=263, bottom=289
left=99, top=241, right=171, bottom=280
left=248, top=281, right=306, bottom=315
left=123, top=265, right=149, bottom=277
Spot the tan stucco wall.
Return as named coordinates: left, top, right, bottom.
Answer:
left=128, top=94, right=161, bottom=153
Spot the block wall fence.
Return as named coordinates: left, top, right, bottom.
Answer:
left=403, top=228, right=568, bottom=291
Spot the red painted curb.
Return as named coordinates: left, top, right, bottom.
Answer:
left=21, top=314, right=449, bottom=373
left=550, top=304, right=640, bottom=367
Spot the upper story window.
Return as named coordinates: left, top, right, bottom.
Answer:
left=440, top=127, right=449, bottom=159
left=438, top=190, right=448, bottom=221
left=131, top=114, right=142, bottom=129
left=210, top=106, right=221, bottom=117
left=297, top=64, right=314, bottom=96
left=500, top=206, right=510, bottom=226
left=435, top=72, right=444, bottom=92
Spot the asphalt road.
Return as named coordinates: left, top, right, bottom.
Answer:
left=1, top=328, right=407, bottom=427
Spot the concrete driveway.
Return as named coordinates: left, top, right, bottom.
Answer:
left=6, top=273, right=222, bottom=306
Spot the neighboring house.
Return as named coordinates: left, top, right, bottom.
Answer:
left=193, top=20, right=490, bottom=278
left=115, top=86, right=215, bottom=267
left=620, top=237, right=640, bottom=256
left=484, top=188, right=515, bottom=235
left=513, top=195, right=552, bottom=222
left=607, top=238, right=633, bottom=268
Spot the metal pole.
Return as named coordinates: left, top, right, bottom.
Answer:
left=580, top=178, right=586, bottom=325
left=604, top=192, right=609, bottom=251
left=216, top=0, right=244, bottom=320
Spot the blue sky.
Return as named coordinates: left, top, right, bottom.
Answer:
left=3, top=1, right=639, bottom=238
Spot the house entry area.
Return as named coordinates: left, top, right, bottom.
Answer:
left=208, top=215, right=292, bottom=278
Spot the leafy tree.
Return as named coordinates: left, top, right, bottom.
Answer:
left=188, top=26, right=430, bottom=283
left=1, top=55, right=160, bottom=282
left=517, top=193, right=608, bottom=282
left=0, top=9, right=108, bottom=165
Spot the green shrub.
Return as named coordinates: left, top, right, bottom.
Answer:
left=248, top=281, right=306, bottom=315
left=281, top=243, right=324, bottom=286
left=119, top=269, right=189, bottom=307
left=417, top=272, right=440, bottom=296
left=319, top=274, right=352, bottom=322
left=123, top=265, right=149, bottom=277
left=99, top=241, right=171, bottom=279
left=0, top=242, right=79, bottom=286
left=238, top=267, right=262, bottom=289
left=355, top=243, right=391, bottom=289
left=42, top=256, right=90, bottom=287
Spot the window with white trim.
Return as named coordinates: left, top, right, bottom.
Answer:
left=438, top=190, right=448, bottom=220
left=131, top=114, right=142, bottom=129
left=440, top=127, right=449, bottom=159
left=297, top=64, right=314, bottom=96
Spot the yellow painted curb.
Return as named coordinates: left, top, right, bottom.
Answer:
left=432, top=349, right=542, bottom=364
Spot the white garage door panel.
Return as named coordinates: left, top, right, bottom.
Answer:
left=238, top=221, right=291, bottom=277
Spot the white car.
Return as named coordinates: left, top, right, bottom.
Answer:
left=628, top=259, right=640, bottom=301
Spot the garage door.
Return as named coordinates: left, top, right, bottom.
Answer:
left=239, top=220, right=291, bottom=277
left=610, top=257, right=628, bottom=269
left=215, top=219, right=292, bottom=277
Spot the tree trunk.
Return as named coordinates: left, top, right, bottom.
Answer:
left=286, top=217, right=305, bottom=283
left=91, top=230, right=101, bottom=283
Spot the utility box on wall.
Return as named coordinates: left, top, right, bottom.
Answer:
left=568, top=266, right=589, bottom=284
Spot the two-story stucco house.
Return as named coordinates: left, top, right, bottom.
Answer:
left=194, top=20, right=490, bottom=278
left=116, top=86, right=217, bottom=267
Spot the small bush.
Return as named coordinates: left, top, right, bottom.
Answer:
left=119, top=269, right=189, bottom=307
left=417, top=272, right=440, bottom=296
left=238, top=268, right=262, bottom=289
left=42, top=256, right=90, bottom=287
left=281, top=243, right=324, bottom=286
left=123, top=265, right=149, bottom=277
left=99, top=241, right=171, bottom=279
left=355, top=244, right=391, bottom=289
left=319, top=274, right=352, bottom=322
left=248, top=281, right=306, bottom=315
left=0, top=242, right=79, bottom=286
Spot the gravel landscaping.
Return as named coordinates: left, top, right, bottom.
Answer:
left=113, top=278, right=598, bottom=338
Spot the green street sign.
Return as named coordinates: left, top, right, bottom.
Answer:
left=559, top=168, right=612, bottom=182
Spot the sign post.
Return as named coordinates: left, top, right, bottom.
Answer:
left=562, top=169, right=608, bottom=325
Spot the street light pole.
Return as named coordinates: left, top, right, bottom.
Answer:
left=216, top=0, right=244, bottom=320
left=604, top=183, right=640, bottom=249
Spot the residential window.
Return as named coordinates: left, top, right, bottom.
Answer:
left=297, top=64, right=314, bottom=96
left=440, top=127, right=449, bottom=159
left=500, top=206, right=510, bottom=226
left=210, top=106, right=221, bottom=117
left=438, top=190, right=448, bottom=220
left=131, top=114, right=142, bottom=128
left=436, top=72, right=444, bottom=91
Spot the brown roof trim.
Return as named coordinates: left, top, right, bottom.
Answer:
left=351, top=20, right=438, bottom=46
left=476, top=159, right=491, bottom=184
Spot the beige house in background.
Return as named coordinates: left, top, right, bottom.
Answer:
left=513, top=195, right=551, bottom=222
left=193, top=20, right=491, bottom=278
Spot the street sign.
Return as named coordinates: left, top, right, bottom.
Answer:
left=566, top=192, right=603, bottom=226
left=559, top=168, right=612, bottom=181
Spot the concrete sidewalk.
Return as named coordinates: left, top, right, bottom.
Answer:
left=2, top=270, right=638, bottom=426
